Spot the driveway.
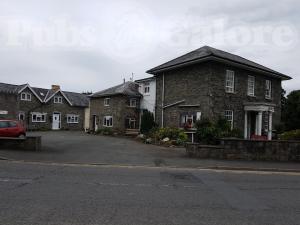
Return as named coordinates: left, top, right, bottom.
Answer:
left=1, top=131, right=300, bottom=171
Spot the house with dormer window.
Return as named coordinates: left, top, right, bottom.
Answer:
left=0, top=83, right=89, bottom=130
left=147, top=46, right=292, bottom=140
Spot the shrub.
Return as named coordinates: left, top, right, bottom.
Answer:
left=195, top=117, right=242, bottom=144
left=149, top=127, right=188, bottom=145
left=140, top=110, right=157, bottom=134
left=279, top=129, right=300, bottom=140
left=95, top=127, right=114, bottom=135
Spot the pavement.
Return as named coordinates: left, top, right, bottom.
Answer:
left=0, top=131, right=299, bottom=172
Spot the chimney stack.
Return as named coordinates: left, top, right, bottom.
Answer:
left=51, top=85, right=60, bottom=91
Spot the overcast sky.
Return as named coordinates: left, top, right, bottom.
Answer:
left=0, top=0, right=299, bottom=93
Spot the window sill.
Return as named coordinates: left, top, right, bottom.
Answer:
left=67, top=122, right=79, bottom=124
left=247, top=95, right=256, bottom=98
left=32, top=121, right=46, bottom=123
left=21, top=99, right=31, bottom=101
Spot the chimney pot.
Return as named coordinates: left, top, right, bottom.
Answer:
left=51, top=85, right=60, bottom=91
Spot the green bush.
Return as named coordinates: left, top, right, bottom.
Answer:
left=140, top=110, right=157, bottom=134
left=195, top=117, right=242, bottom=144
left=95, top=127, right=114, bottom=135
left=149, top=127, right=188, bottom=145
left=279, top=130, right=300, bottom=140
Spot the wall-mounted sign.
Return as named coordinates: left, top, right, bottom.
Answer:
left=0, top=111, right=8, bottom=115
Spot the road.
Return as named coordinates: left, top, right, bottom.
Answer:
left=0, top=160, right=299, bottom=225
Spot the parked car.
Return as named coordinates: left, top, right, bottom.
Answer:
left=0, top=120, right=26, bottom=138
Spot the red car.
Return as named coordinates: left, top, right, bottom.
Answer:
left=0, top=120, right=26, bottom=138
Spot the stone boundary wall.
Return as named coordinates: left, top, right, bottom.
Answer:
left=186, top=139, right=300, bottom=162
left=0, top=136, right=42, bottom=151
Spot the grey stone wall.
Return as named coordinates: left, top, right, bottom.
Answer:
left=0, top=136, right=42, bottom=151
left=90, top=95, right=140, bottom=132
left=186, top=139, right=300, bottom=162
left=155, top=62, right=212, bottom=127
left=26, top=92, right=85, bottom=130
left=209, top=61, right=282, bottom=131
left=0, top=93, right=18, bottom=119
left=155, top=61, right=283, bottom=132
left=0, top=88, right=85, bottom=130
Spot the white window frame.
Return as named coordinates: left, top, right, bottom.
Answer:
left=18, top=112, right=25, bottom=121
left=224, top=110, right=234, bottom=130
left=129, top=98, right=137, bottom=107
left=54, top=96, right=63, bottom=104
left=21, top=92, right=31, bottom=101
left=247, top=75, right=255, bottom=96
left=103, top=116, right=113, bottom=127
left=225, top=70, right=235, bottom=93
left=104, top=98, right=110, bottom=106
left=32, top=112, right=47, bottom=123
left=144, top=82, right=150, bottom=94
left=67, top=114, right=79, bottom=124
left=265, top=80, right=272, bottom=99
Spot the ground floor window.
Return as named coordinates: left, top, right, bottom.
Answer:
left=18, top=112, right=25, bottom=121
left=180, top=112, right=201, bottom=129
left=32, top=112, right=47, bottom=123
left=103, top=116, right=113, bottom=127
left=224, top=110, right=234, bottom=129
left=67, top=114, right=79, bottom=124
left=125, top=117, right=137, bottom=129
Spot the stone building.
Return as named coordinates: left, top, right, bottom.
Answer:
left=147, top=46, right=292, bottom=140
left=0, top=83, right=89, bottom=130
left=89, top=81, right=142, bottom=133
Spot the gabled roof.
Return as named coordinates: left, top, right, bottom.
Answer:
left=0, top=83, right=22, bottom=94
left=91, top=81, right=142, bottom=98
left=147, top=46, right=292, bottom=80
left=0, top=82, right=89, bottom=107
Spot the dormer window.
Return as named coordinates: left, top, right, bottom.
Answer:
left=21, top=92, right=31, bottom=101
left=129, top=98, right=137, bottom=107
left=54, top=96, right=63, bottom=104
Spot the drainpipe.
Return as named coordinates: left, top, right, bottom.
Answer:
left=161, top=73, right=165, bottom=128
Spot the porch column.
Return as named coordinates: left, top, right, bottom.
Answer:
left=257, top=111, right=263, bottom=136
left=244, top=111, right=248, bottom=139
left=268, top=111, right=273, bottom=140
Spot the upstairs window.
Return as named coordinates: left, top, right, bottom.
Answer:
left=247, top=76, right=255, bottom=96
left=104, top=98, right=110, bottom=106
left=144, top=82, right=150, bottom=94
left=224, top=110, right=234, bottom=130
left=225, top=70, right=235, bottom=93
left=129, top=98, right=137, bottom=107
left=21, top=92, right=31, bottom=101
left=265, top=80, right=272, bottom=99
left=67, top=114, right=79, bottom=124
left=103, top=116, right=113, bottom=127
left=54, top=96, right=63, bottom=103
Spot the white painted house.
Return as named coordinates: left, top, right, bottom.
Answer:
left=135, top=77, right=156, bottom=116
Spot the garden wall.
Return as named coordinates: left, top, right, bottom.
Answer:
left=0, top=136, right=42, bottom=151
left=186, top=139, right=300, bottom=162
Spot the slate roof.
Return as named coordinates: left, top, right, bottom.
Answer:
left=147, top=46, right=292, bottom=80
left=0, top=82, right=89, bottom=107
left=91, top=81, right=142, bottom=98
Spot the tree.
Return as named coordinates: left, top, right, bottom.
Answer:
left=282, top=90, right=300, bottom=131
left=140, top=110, right=156, bottom=134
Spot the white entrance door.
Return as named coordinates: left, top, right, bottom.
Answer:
left=52, top=113, right=61, bottom=130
